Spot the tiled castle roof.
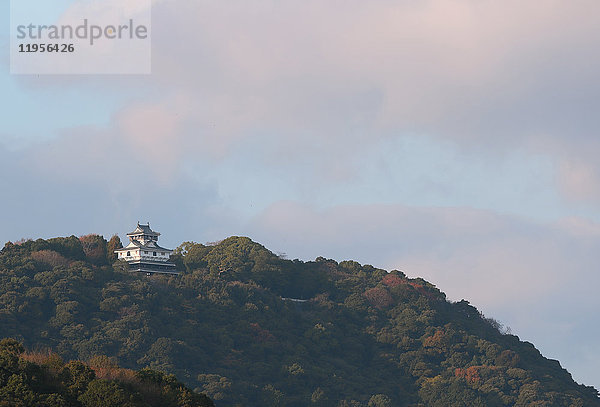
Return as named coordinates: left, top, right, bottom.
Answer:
left=127, top=222, right=160, bottom=237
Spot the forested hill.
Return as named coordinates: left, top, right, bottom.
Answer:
left=1, top=235, right=598, bottom=406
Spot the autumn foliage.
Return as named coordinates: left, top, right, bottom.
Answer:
left=79, top=234, right=108, bottom=265
left=31, top=250, right=70, bottom=267
left=382, top=273, right=404, bottom=287
left=363, top=287, right=394, bottom=309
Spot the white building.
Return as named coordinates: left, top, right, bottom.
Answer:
left=115, top=222, right=179, bottom=274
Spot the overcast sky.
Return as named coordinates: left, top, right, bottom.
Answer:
left=2, top=0, right=600, bottom=389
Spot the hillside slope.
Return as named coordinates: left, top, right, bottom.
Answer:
left=0, top=235, right=598, bottom=406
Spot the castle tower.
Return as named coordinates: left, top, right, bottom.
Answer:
left=115, top=222, right=179, bottom=275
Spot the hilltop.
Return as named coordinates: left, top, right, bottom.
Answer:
left=0, top=235, right=598, bottom=406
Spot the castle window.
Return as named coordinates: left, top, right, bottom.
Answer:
left=127, top=251, right=130, bottom=256
left=153, top=252, right=157, bottom=256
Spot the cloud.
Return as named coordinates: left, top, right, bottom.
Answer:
left=557, top=159, right=600, bottom=203
left=146, top=1, right=600, bottom=127
left=8, top=0, right=600, bottom=204
left=145, top=0, right=600, bottom=204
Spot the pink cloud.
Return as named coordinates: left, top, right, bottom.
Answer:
left=557, top=159, right=600, bottom=203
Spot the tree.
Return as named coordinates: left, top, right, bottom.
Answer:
left=0, top=339, right=24, bottom=355
left=368, top=394, right=392, bottom=407
left=31, top=250, right=70, bottom=268
left=77, top=380, right=134, bottom=407
left=363, top=287, right=394, bottom=309
left=62, top=361, right=96, bottom=397
left=311, top=387, right=327, bottom=405
left=80, top=235, right=108, bottom=265
left=106, top=235, right=123, bottom=263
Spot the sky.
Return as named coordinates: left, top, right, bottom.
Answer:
left=2, top=0, right=600, bottom=389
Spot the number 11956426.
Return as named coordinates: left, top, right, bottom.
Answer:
left=18, top=44, right=74, bottom=53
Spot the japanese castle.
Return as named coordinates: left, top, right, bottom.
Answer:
left=115, top=222, right=179, bottom=275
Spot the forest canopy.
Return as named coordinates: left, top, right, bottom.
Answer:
left=0, top=235, right=597, bottom=406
